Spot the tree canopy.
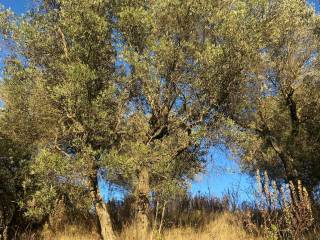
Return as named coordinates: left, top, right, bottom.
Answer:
left=0, top=0, right=320, bottom=239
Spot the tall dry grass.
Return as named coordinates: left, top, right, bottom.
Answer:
left=161, top=212, right=261, bottom=240
left=19, top=170, right=320, bottom=240
left=40, top=212, right=261, bottom=240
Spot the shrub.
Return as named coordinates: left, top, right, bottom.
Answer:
left=251, top=170, right=314, bottom=240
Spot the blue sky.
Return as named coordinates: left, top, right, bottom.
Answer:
left=1, top=0, right=319, bottom=202
left=0, top=0, right=31, bottom=14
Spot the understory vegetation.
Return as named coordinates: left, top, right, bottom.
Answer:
left=18, top=173, right=320, bottom=240
left=1, top=0, right=320, bottom=239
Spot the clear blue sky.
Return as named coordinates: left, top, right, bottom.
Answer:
left=0, top=0, right=31, bottom=14
left=1, top=0, right=319, bottom=203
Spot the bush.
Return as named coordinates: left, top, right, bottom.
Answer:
left=247, top=170, right=314, bottom=240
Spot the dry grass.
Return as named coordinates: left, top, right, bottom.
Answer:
left=40, top=225, right=100, bottom=240
left=162, top=212, right=262, bottom=240
left=44, top=212, right=261, bottom=240
left=24, top=211, right=320, bottom=240
left=51, top=233, right=99, bottom=240
left=23, top=176, right=318, bottom=240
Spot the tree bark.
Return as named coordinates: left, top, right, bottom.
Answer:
left=89, top=164, right=115, bottom=240
left=2, top=226, right=8, bottom=240
left=135, top=166, right=150, bottom=239
left=95, top=201, right=115, bottom=240
left=158, top=201, right=167, bottom=235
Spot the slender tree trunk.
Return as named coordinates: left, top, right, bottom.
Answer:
left=135, top=166, right=150, bottom=239
left=150, top=200, right=159, bottom=240
left=158, top=201, right=167, bottom=235
left=89, top=164, right=115, bottom=240
left=95, top=201, right=115, bottom=240
left=2, top=226, right=7, bottom=240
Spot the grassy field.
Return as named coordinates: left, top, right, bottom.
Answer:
left=17, top=173, right=320, bottom=240
left=33, top=213, right=261, bottom=240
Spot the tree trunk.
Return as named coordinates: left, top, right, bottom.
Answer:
left=2, top=226, right=7, bottom=240
left=89, top=163, right=115, bottom=240
left=135, top=167, right=150, bottom=239
left=95, top=201, right=115, bottom=240
left=158, top=201, right=167, bottom=235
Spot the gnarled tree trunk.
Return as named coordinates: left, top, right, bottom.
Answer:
left=134, top=166, right=150, bottom=239
left=89, top=165, right=115, bottom=240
